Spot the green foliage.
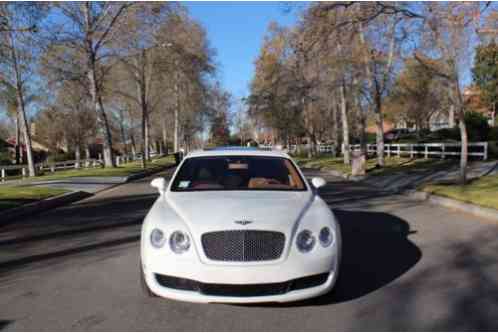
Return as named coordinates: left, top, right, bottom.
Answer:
left=464, top=111, right=490, bottom=142
left=387, top=58, right=447, bottom=131
left=423, top=128, right=460, bottom=142
left=0, top=151, right=11, bottom=165
left=227, top=135, right=242, bottom=146
left=209, top=112, right=230, bottom=147
left=46, top=152, right=75, bottom=163
left=488, top=141, right=498, bottom=159
left=472, top=41, right=498, bottom=111
left=489, top=127, right=498, bottom=142
left=0, top=139, right=12, bottom=165
left=420, top=113, right=490, bottom=143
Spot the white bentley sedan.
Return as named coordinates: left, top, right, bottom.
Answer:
left=140, top=147, right=341, bottom=303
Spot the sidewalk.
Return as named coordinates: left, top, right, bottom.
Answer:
left=309, top=157, right=498, bottom=221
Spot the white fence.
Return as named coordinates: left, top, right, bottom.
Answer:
left=259, top=142, right=488, bottom=161
left=349, top=142, right=488, bottom=161
left=259, top=144, right=336, bottom=154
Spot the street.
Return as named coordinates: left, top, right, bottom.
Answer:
left=1, top=169, right=498, bottom=331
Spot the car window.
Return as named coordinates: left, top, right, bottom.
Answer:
left=170, top=156, right=307, bottom=192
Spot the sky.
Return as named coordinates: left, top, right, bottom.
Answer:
left=184, top=1, right=300, bottom=102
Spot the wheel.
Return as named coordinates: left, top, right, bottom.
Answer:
left=140, top=262, right=157, bottom=297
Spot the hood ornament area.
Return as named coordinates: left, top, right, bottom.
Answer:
left=234, top=220, right=253, bottom=226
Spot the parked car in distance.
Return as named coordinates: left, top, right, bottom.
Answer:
left=140, top=147, right=341, bottom=303
left=384, top=128, right=411, bottom=142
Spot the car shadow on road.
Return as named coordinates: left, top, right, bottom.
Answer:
left=245, top=209, right=422, bottom=308
left=319, top=209, right=421, bottom=304
left=0, top=320, right=12, bottom=331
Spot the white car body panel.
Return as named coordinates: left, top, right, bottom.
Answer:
left=141, top=149, right=341, bottom=303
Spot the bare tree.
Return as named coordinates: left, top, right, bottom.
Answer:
left=47, top=2, right=134, bottom=168
left=0, top=3, right=47, bottom=176
left=415, top=2, right=487, bottom=184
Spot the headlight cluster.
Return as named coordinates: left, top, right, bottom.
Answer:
left=150, top=229, right=166, bottom=248
left=150, top=228, right=190, bottom=254
left=296, top=227, right=334, bottom=253
left=169, top=230, right=190, bottom=254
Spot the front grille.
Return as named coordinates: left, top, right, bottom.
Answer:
left=201, top=230, right=285, bottom=262
left=155, top=273, right=329, bottom=297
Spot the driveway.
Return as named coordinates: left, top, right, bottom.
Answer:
left=1, top=170, right=497, bottom=331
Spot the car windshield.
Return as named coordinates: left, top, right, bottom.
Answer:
left=170, top=156, right=307, bottom=192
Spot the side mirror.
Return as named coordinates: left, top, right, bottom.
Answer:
left=150, top=177, right=166, bottom=194
left=311, top=177, right=326, bottom=189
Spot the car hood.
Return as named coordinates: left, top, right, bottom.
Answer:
left=164, top=191, right=313, bottom=235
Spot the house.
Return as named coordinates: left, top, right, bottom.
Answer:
left=463, top=86, right=495, bottom=126
left=370, top=86, right=495, bottom=135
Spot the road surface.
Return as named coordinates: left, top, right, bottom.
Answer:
left=1, top=169, right=497, bottom=331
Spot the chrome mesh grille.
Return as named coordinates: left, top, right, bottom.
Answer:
left=201, top=230, right=285, bottom=262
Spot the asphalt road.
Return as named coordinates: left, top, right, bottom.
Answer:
left=1, top=169, right=498, bottom=331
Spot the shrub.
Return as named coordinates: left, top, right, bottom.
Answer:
left=464, top=111, right=490, bottom=142
left=488, top=141, right=498, bottom=159
left=47, top=152, right=75, bottom=163
left=424, top=127, right=460, bottom=142
left=0, top=151, right=11, bottom=165
left=488, top=127, right=498, bottom=141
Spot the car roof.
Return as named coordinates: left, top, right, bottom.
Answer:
left=185, top=147, right=291, bottom=159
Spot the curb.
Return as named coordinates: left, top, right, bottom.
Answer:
left=2, top=191, right=93, bottom=224
left=1, top=163, right=176, bottom=226
left=408, top=190, right=498, bottom=221
left=124, top=163, right=175, bottom=182
left=310, top=167, right=365, bottom=182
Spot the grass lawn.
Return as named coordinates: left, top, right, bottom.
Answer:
left=294, top=155, right=454, bottom=177
left=422, top=174, right=498, bottom=210
left=0, top=186, right=69, bottom=212
left=23, top=155, right=175, bottom=182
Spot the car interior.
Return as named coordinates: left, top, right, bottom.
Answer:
left=173, top=157, right=306, bottom=191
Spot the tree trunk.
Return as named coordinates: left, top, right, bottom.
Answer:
left=75, top=143, right=81, bottom=169
left=140, top=100, right=148, bottom=169
left=173, top=64, right=180, bottom=152
left=458, top=114, right=468, bottom=184
left=144, top=111, right=150, bottom=161
left=85, top=145, right=91, bottom=160
left=119, top=110, right=128, bottom=156
left=97, top=94, right=115, bottom=168
left=357, top=100, right=368, bottom=157
left=339, top=82, right=350, bottom=165
left=130, top=134, right=137, bottom=159
left=162, top=114, right=168, bottom=155
left=87, top=62, right=114, bottom=167
left=15, top=112, right=20, bottom=164
left=449, top=105, right=455, bottom=128
left=83, top=4, right=114, bottom=168
left=158, top=140, right=164, bottom=156
left=16, top=89, right=36, bottom=176
left=375, top=98, right=385, bottom=167
left=331, top=99, right=339, bottom=156
left=9, top=30, right=35, bottom=176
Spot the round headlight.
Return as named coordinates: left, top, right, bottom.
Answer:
left=296, top=229, right=315, bottom=253
left=150, top=229, right=166, bottom=248
left=169, top=231, right=190, bottom=254
left=319, top=227, right=334, bottom=247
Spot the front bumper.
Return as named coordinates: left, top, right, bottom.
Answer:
left=142, top=251, right=339, bottom=303
left=144, top=270, right=337, bottom=303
